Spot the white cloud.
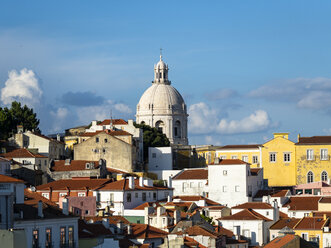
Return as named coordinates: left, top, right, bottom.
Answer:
left=205, top=88, right=238, bottom=101
left=188, top=102, right=219, bottom=134
left=217, top=110, right=271, bottom=134
left=204, top=135, right=222, bottom=145
left=49, top=107, right=69, bottom=132
left=1, top=68, right=43, bottom=107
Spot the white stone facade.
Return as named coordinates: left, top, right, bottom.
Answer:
left=148, top=147, right=172, bottom=171
left=136, top=55, right=188, bottom=145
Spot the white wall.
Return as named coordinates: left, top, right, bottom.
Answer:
left=172, top=179, right=207, bottom=196
left=150, top=170, right=181, bottom=180
left=148, top=147, right=172, bottom=171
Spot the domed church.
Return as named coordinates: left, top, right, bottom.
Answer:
left=136, top=54, right=188, bottom=145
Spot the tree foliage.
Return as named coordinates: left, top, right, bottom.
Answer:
left=134, top=122, right=170, bottom=161
left=0, top=101, right=40, bottom=139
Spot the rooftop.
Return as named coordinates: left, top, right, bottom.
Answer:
left=95, top=178, right=171, bottom=191
left=0, top=174, right=24, bottom=183
left=172, top=168, right=208, bottom=180
left=294, top=216, right=328, bottom=230
left=51, top=160, right=100, bottom=172
left=98, top=119, right=128, bottom=126
left=80, top=129, right=131, bottom=137
left=232, top=202, right=273, bottom=210
left=297, top=136, right=331, bottom=145
left=209, top=159, right=248, bottom=165
left=218, top=208, right=272, bottom=221
left=126, top=224, right=168, bottom=239
left=1, top=148, right=46, bottom=158
left=270, top=218, right=301, bottom=230
left=36, top=178, right=112, bottom=191
left=218, top=144, right=261, bottom=149
left=283, top=196, right=321, bottom=211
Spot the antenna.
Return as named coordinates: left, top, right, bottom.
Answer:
left=110, top=109, right=114, bottom=130
left=160, top=48, right=163, bottom=60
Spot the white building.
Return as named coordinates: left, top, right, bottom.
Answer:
left=0, top=157, right=11, bottom=176
left=136, top=54, right=188, bottom=145
left=208, top=159, right=264, bottom=207
left=93, top=177, right=173, bottom=215
left=148, top=147, right=172, bottom=171
left=172, top=168, right=208, bottom=196
left=231, top=202, right=279, bottom=222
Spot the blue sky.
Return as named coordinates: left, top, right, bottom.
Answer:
left=1, top=1, right=331, bottom=145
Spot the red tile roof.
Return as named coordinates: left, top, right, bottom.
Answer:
left=172, top=168, right=208, bottom=180
left=279, top=211, right=289, bottom=219
left=133, top=202, right=161, bottom=210
left=250, top=168, right=262, bottom=176
left=264, top=234, right=297, bottom=248
left=297, top=136, right=331, bottom=145
left=210, top=159, right=248, bottom=165
left=0, top=174, right=24, bottom=183
left=283, top=196, right=321, bottom=211
left=182, top=225, right=222, bottom=238
left=127, top=224, right=168, bottom=239
left=232, top=202, right=273, bottom=209
left=106, top=167, right=127, bottom=174
left=0, top=157, right=10, bottom=162
left=294, top=217, right=328, bottom=230
left=32, top=132, right=64, bottom=144
left=319, top=197, right=331, bottom=203
left=270, top=218, right=301, bottom=230
left=95, top=178, right=170, bottom=191
left=218, top=208, right=272, bottom=221
left=172, top=195, right=222, bottom=206
left=36, top=178, right=112, bottom=191
left=80, top=129, right=131, bottom=137
left=271, top=190, right=290, bottom=197
left=183, top=236, right=207, bottom=248
left=78, top=219, right=113, bottom=238
left=51, top=160, right=100, bottom=171
left=214, top=225, right=234, bottom=238
left=219, top=144, right=261, bottom=149
left=2, top=148, right=47, bottom=158
left=98, top=119, right=128, bottom=126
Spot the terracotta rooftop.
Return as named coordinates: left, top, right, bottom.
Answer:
left=78, top=219, right=113, bottom=239
left=0, top=157, right=10, bottom=162
left=210, top=159, right=248, bottom=165
left=95, top=178, right=171, bottom=191
left=133, top=202, right=162, bottom=210
left=271, top=190, right=290, bottom=197
left=297, top=136, right=331, bottom=145
left=126, top=224, right=168, bottom=239
left=80, top=129, right=131, bottom=137
left=32, top=132, right=64, bottom=144
left=14, top=189, right=73, bottom=220
left=250, top=168, right=262, bottom=176
left=279, top=211, right=289, bottom=219
left=270, top=218, right=301, bottom=230
left=218, top=208, right=272, bottom=221
left=173, top=195, right=222, bottom=206
left=172, top=168, right=208, bottom=180
left=106, top=167, right=127, bottom=174
left=183, top=225, right=222, bottom=238
left=214, top=225, right=234, bottom=238
left=232, top=202, right=273, bottom=209
left=219, top=144, right=261, bottom=149
left=51, top=160, right=100, bottom=172
left=319, top=197, right=331, bottom=203
left=2, top=148, right=47, bottom=158
left=283, top=196, right=321, bottom=211
left=0, top=174, right=24, bottom=183
left=264, top=234, right=297, bottom=248
left=36, top=178, right=112, bottom=191
left=294, top=217, right=328, bottom=230
left=183, top=236, right=207, bottom=248
left=98, top=119, right=128, bottom=126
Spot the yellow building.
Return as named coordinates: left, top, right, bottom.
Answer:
left=261, top=133, right=296, bottom=187
left=295, top=135, right=331, bottom=185
left=215, top=144, right=261, bottom=168
left=195, top=145, right=218, bottom=165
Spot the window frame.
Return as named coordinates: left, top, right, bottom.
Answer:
left=307, top=171, right=314, bottom=183
left=321, top=149, right=328, bottom=160
left=269, top=152, right=276, bottom=163
left=307, top=149, right=314, bottom=161
left=284, top=152, right=291, bottom=162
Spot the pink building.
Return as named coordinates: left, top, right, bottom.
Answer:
left=59, top=196, right=96, bottom=217
left=293, top=181, right=331, bottom=196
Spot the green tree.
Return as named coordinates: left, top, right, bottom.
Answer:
left=0, top=101, right=40, bottom=139
left=134, top=122, right=170, bottom=162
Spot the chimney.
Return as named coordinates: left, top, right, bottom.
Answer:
left=128, top=176, right=135, bottom=189
left=167, top=195, right=172, bottom=202
left=62, top=198, right=69, bottom=215
left=38, top=200, right=44, bottom=218
left=92, top=120, right=97, bottom=127
left=127, top=224, right=132, bottom=235
left=167, top=176, right=172, bottom=188
left=234, top=226, right=240, bottom=240
left=17, top=125, right=23, bottom=134
left=157, top=206, right=162, bottom=217
left=273, top=200, right=279, bottom=221
left=117, top=221, right=123, bottom=233
left=144, top=206, right=154, bottom=225
left=65, top=159, right=71, bottom=166
left=174, top=210, right=180, bottom=225
left=139, top=177, right=144, bottom=187
left=297, top=133, right=300, bottom=142
left=57, top=133, right=61, bottom=141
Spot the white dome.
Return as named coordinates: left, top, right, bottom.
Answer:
left=137, top=83, right=186, bottom=115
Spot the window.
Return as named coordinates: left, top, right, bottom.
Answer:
left=190, top=182, right=194, bottom=188
left=96, top=137, right=99, bottom=143
left=198, top=182, right=203, bottom=188
left=321, top=149, right=328, bottom=160
left=307, top=149, right=314, bottom=160
left=85, top=210, right=89, bottom=215
left=153, top=192, right=156, bottom=200
left=32, top=229, right=39, bottom=248
left=231, top=155, right=238, bottom=159
left=135, top=192, right=139, bottom=198
left=305, top=189, right=312, bottom=194
left=307, top=171, right=314, bottom=183
left=269, top=153, right=276, bottom=162
left=78, top=192, right=86, bottom=197
left=223, top=170, right=227, bottom=176
left=102, top=148, right=106, bottom=153
left=242, top=155, right=248, bottom=162
left=68, top=226, right=74, bottom=246
left=163, top=218, right=166, bottom=224
left=223, top=186, right=227, bottom=192
left=182, top=182, right=187, bottom=192
left=165, top=192, right=169, bottom=198
left=235, top=185, right=240, bottom=192
left=60, top=227, right=66, bottom=245
left=266, top=211, right=269, bottom=216
left=142, top=192, right=146, bottom=201
left=104, top=138, right=108, bottom=143
left=127, top=193, right=131, bottom=202
left=59, top=193, right=67, bottom=197
left=42, top=193, right=49, bottom=199
left=45, top=228, right=52, bottom=248
left=302, top=233, right=308, bottom=240
left=252, top=155, right=258, bottom=164
left=152, top=153, right=156, bottom=158
left=220, top=155, right=227, bottom=160
left=284, top=152, right=291, bottom=162
left=322, top=171, right=328, bottom=182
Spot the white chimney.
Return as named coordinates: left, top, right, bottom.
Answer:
left=92, top=120, right=97, bottom=127
left=128, top=176, right=135, bottom=189
left=139, top=177, right=144, bottom=187
left=273, top=199, right=279, bottom=221
left=127, top=224, right=132, bottom=235
left=174, top=210, right=180, bottom=225
left=167, top=176, right=172, bottom=188
left=234, top=226, right=241, bottom=240
left=167, top=195, right=172, bottom=202
left=38, top=200, right=44, bottom=218
left=57, top=133, right=61, bottom=141
left=62, top=198, right=69, bottom=215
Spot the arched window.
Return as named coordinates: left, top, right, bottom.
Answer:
left=321, top=171, right=328, bottom=182
left=174, top=120, right=181, bottom=138
left=155, top=120, right=164, bottom=133
left=307, top=171, right=314, bottom=183
left=140, top=121, right=145, bottom=125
